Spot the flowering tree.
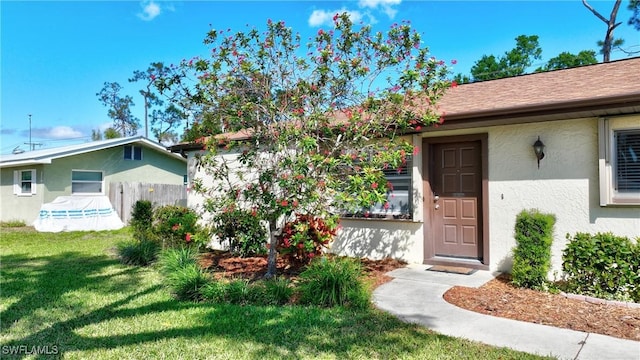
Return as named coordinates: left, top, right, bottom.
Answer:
left=156, top=13, right=453, bottom=277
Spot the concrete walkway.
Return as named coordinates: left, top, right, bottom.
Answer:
left=373, top=264, right=640, bottom=360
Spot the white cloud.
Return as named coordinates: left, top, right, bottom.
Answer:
left=32, top=126, right=83, bottom=139
left=358, top=0, right=401, bottom=9
left=359, top=0, right=401, bottom=19
left=137, top=1, right=161, bottom=21
left=308, top=8, right=364, bottom=27
left=309, top=0, right=400, bottom=27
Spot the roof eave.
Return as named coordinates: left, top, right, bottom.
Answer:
left=435, top=93, right=640, bottom=130
left=0, top=159, right=52, bottom=168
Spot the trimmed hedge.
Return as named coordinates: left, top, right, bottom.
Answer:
left=562, top=232, right=639, bottom=302
left=511, top=209, right=556, bottom=289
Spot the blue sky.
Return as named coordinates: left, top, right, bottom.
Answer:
left=2, top=1, right=639, bottom=154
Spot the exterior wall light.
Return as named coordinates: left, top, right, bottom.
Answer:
left=533, top=136, right=545, bottom=168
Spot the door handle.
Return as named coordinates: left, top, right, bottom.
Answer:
left=434, top=204, right=440, bottom=210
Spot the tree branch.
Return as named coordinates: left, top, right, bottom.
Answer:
left=582, top=0, right=609, bottom=23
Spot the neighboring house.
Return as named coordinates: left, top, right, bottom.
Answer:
left=172, top=57, right=640, bottom=273
left=0, top=136, right=187, bottom=224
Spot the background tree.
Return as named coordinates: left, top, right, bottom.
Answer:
left=535, top=50, right=598, bottom=72
left=103, top=127, right=121, bottom=139
left=91, top=129, right=102, bottom=141
left=157, top=14, right=452, bottom=277
left=454, top=35, right=600, bottom=83
left=129, top=62, right=170, bottom=138
left=457, top=35, right=542, bottom=82
left=630, top=0, right=640, bottom=29
left=150, top=104, right=185, bottom=144
left=96, top=82, right=140, bottom=136
left=582, top=0, right=624, bottom=62
left=92, top=127, right=122, bottom=140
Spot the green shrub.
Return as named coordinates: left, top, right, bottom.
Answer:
left=159, top=247, right=209, bottom=301
left=153, top=205, right=200, bottom=249
left=511, top=209, right=556, bottom=290
left=212, top=209, right=267, bottom=257
left=130, top=200, right=154, bottom=240
left=297, top=256, right=371, bottom=309
left=116, top=239, right=160, bottom=266
left=562, top=232, right=639, bottom=302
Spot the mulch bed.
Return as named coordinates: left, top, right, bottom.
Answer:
left=443, top=274, right=640, bottom=341
left=198, top=250, right=406, bottom=288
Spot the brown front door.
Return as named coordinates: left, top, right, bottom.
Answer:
left=431, top=141, right=482, bottom=259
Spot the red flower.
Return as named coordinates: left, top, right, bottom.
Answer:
left=371, top=182, right=378, bottom=189
left=297, top=243, right=304, bottom=249
left=451, top=80, right=458, bottom=88
left=172, top=224, right=181, bottom=231
left=292, top=200, right=299, bottom=208
left=383, top=202, right=390, bottom=210
left=185, top=233, right=192, bottom=243
left=281, top=199, right=289, bottom=207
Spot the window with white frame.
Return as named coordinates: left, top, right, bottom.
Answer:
left=343, top=157, right=413, bottom=219
left=71, top=170, right=103, bottom=194
left=599, top=117, right=640, bottom=206
left=13, top=169, right=36, bottom=196
left=124, top=145, right=142, bottom=160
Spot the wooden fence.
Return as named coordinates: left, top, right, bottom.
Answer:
left=109, top=182, right=187, bottom=224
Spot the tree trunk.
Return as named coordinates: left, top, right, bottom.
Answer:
left=582, top=0, right=622, bottom=62
left=264, top=221, right=278, bottom=279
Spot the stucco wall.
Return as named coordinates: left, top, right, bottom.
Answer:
left=422, top=116, right=640, bottom=274
left=0, top=166, right=45, bottom=223
left=186, top=118, right=639, bottom=275
left=332, top=219, right=425, bottom=263
left=335, top=116, right=639, bottom=273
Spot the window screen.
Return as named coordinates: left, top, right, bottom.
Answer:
left=615, top=130, right=640, bottom=192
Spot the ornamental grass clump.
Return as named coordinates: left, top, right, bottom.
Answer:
left=511, top=209, right=556, bottom=290
left=297, top=256, right=371, bottom=309
left=159, top=247, right=210, bottom=301
left=201, top=278, right=293, bottom=305
left=116, top=239, right=160, bottom=266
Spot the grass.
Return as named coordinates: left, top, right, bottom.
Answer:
left=0, top=227, right=553, bottom=359
left=1, top=220, right=26, bottom=228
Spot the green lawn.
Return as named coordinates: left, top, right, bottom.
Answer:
left=0, top=227, right=552, bottom=359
